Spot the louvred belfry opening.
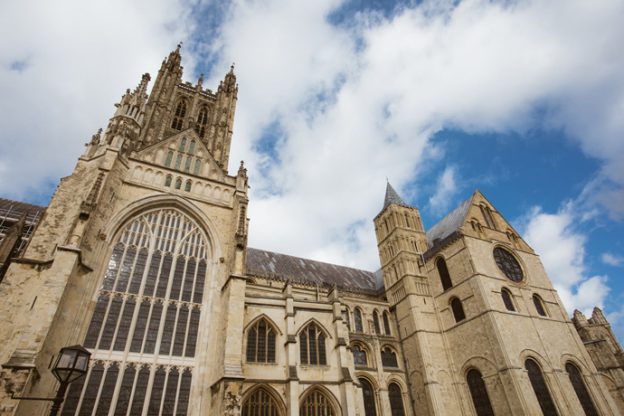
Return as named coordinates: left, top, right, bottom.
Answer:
left=62, top=208, right=209, bottom=416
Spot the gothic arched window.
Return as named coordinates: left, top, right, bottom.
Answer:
left=467, top=369, right=495, bottom=416
left=193, top=159, right=202, bottom=175
left=373, top=311, right=381, bottom=334
left=185, top=180, right=192, bottom=192
left=480, top=204, right=497, bottom=229
left=197, top=106, right=209, bottom=138
left=383, top=311, right=391, bottom=335
left=501, top=288, right=515, bottom=311
left=188, top=140, right=196, bottom=155
left=164, top=175, right=172, bottom=187
left=436, top=257, right=453, bottom=290
left=352, top=344, right=368, bottom=366
left=525, top=359, right=558, bottom=416
left=165, top=150, right=173, bottom=167
left=450, top=297, right=466, bottom=323
left=175, top=177, right=182, bottom=190
left=75, top=209, right=208, bottom=415
left=388, top=383, right=406, bottom=416
left=566, top=362, right=598, bottom=416
left=299, top=323, right=327, bottom=366
left=299, top=389, right=335, bottom=416
left=242, top=387, right=281, bottom=416
left=354, top=308, right=364, bottom=332
left=171, top=100, right=187, bottom=130
left=493, top=247, right=524, bottom=282
left=360, top=378, right=377, bottom=416
left=246, top=318, right=276, bottom=363
left=381, top=347, right=398, bottom=368
left=533, top=294, right=548, bottom=317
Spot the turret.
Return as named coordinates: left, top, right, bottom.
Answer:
left=374, top=182, right=428, bottom=293
left=210, top=64, right=238, bottom=170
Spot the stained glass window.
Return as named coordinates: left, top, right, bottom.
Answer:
left=502, top=288, right=515, bottom=312
left=494, top=247, right=524, bottom=282
left=354, top=308, right=363, bottom=332
left=68, top=208, right=209, bottom=415
left=172, top=101, right=187, bottom=130
left=388, top=383, right=405, bottom=416
left=381, top=347, right=398, bottom=368
left=467, top=369, right=495, bottom=416
left=526, top=359, right=558, bottom=416
left=299, top=389, right=335, bottom=416
left=242, top=388, right=281, bottom=416
left=300, top=323, right=326, bottom=365
left=352, top=345, right=368, bottom=366
left=247, top=318, right=276, bottom=363
left=566, top=362, right=598, bottom=416
left=383, top=312, right=391, bottom=335
left=360, top=378, right=377, bottom=416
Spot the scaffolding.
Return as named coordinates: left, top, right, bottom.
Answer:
left=0, top=198, right=45, bottom=256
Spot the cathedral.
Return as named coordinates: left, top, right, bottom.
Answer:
left=0, top=46, right=623, bottom=416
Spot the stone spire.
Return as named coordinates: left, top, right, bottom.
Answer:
left=383, top=182, right=409, bottom=209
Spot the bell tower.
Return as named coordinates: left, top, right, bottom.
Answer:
left=374, top=183, right=462, bottom=415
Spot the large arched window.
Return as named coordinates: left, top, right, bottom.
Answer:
left=246, top=318, right=276, bottom=363
left=388, top=383, right=406, bottom=416
left=299, top=322, right=327, bottom=365
left=466, top=369, right=495, bottom=416
left=360, top=378, right=377, bottom=416
left=373, top=311, right=381, bottom=334
left=383, top=311, right=391, bottom=335
left=525, top=359, right=558, bottom=416
left=354, top=308, right=364, bottom=332
left=242, top=387, right=282, bottom=416
left=352, top=344, right=368, bottom=366
left=65, top=208, right=207, bottom=416
left=450, top=297, right=466, bottom=323
left=171, top=100, right=187, bottom=130
left=300, top=389, right=335, bottom=416
left=381, top=346, right=399, bottom=368
left=533, top=294, right=548, bottom=317
left=565, top=362, right=598, bottom=416
left=436, top=257, right=453, bottom=290
left=196, top=106, right=209, bottom=138
left=501, top=288, right=516, bottom=311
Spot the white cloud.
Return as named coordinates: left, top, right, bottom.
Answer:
left=2, top=0, right=624, bottom=272
left=428, top=166, right=458, bottom=215
left=203, top=0, right=624, bottom=269
left=0, top=0, right=196, bottom=201
left=522, top=205, right=610, bottom=314
left=602, top=253, right=624, bottom=267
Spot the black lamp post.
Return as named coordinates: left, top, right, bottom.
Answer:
left=12, top=345, right=91, bottom=416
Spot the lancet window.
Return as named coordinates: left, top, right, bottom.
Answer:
left=354, top=308, right=364, bottom=332
left=533, top=294, right=548, bottom=317
left=381, top=347, right=398, bottom=368
left=171, top=100, right=187, bottom=130
left=299, top=389, right=335, bottom=416
left=246, top=318, right=276, bottom=363
left=501, top=288, right=516, bottom=311
left=451, top=297, right=466, bottom=323
left=360, top=378, right=377, bottom=416
left=197, top=106, right=209, bottom=138
left=64, top=208, right=209, bottom=415
left=352, top=344, right=368, bottom=366
left=373, top=311, right=381, bottom=334
left=388, top=383, right=405, bottom=416
left=383, top=311, right=391, bottom=335
left=467, top=369, right=495, bottom=416
left=299, top=323, right=327, bottom=366
left=242, top=387, right=281, bottom=416
left=525, top=359, right=558, bottom=416
left=436, top=257, right=453, bottom=291
left=566, top=362, right=598, bottom=416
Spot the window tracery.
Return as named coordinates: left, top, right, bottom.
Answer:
left=352, top=344, right=368, bottom=366
left=246, top=318, right=276, bottom=363
left=299, top=322, right=327, bottom=365
left=493, top=247, right=524, bottom=282
left=172, top=100, right=187, bottom=130
left=381, top=347, right=398, bottom=368
left=70, top=209, right=208, bottom=415
left=299, top=389, right=335, bottom=416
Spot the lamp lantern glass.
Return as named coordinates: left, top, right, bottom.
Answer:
left=51, top=345, right=91, bottom=384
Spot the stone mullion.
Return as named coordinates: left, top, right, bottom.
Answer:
left=189, top=255, right=200, bottom=305
left=72, top=361, right=96, bottom=416
left=164, top=301, right=180, bottom=357
left=91, top=362, right=110, bottom=416
left=157, top=366, right=172, bottom=416
left=140, top=365, right=157, bottom=416
left=123, top=365, right=142, bottom=416
left=172, top=366, right=183, bottom=416
left=181, top=303, right=193, bottom=358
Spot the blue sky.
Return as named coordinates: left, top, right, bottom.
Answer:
left=1, top=0, right=623, bottom=341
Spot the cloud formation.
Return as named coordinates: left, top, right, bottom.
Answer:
left=522, top=205, right=610, bottom=314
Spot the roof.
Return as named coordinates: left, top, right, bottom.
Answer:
left=0, top=198, right=45, bottom=223
left=383, top=182, right=409, bottom=209
left=246, top=247, right=382, bottom=294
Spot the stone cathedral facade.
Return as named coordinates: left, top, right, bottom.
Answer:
left=0, top=46, right=623, bottom=416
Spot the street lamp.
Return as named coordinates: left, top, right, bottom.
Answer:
left=12, top=345, right=91, bottom=416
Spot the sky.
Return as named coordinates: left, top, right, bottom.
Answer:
left=1, top=0, right=623, bottom=341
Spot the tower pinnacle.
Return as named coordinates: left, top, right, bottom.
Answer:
left=383, top=182, right=409, bottom=209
